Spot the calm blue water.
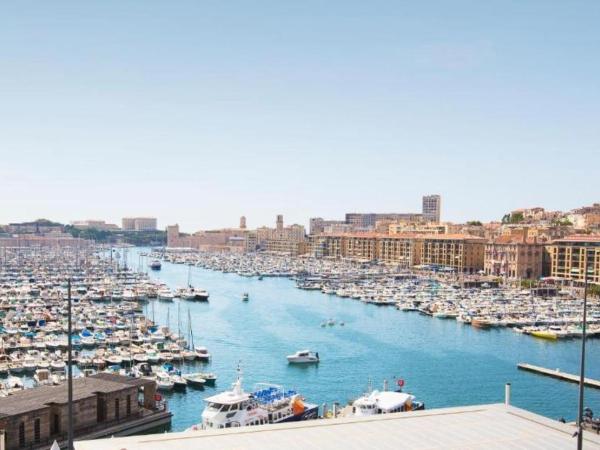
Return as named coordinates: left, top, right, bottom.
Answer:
left=125, top=249, right=600, bottom=431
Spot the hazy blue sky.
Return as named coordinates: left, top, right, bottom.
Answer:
left=1, top=1, right=598, bottom=231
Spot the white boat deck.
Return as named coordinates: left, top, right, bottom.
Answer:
left=75, top=403, right=600, bottom=449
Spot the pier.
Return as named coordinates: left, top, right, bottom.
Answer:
left=517, top=363, right=600, bottom=389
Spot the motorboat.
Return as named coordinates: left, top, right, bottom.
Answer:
left=242, top=293, right=249, bottom=302
left=287, top=350, right=319, bottom=364
left=149, top=260, right=162, bottom=271
left=195, top=346, right=211, bottom=361
left=155, top=372, right=175, bottom=391
left=350, top=390, right=424, bottom=416
left=50, top=359, right=66, bottom=372
left=183, top=373, right=207, bottom=388
left=158, top=289, right=174, bottom=302
left=186, top=288, right=209, bottom=302
left=195, top=371, right=217, bottom=386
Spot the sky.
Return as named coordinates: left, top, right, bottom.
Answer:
left=1, top=1, right=599, bottom=232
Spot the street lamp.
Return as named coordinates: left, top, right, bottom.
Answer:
left=576, top=245, right=590, bottom=450
left=66, top=278, right=74, bottom=450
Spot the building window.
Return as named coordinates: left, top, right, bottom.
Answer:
left=127, top=395, right=132, bottom=416
left=34, top=418, right=41, bottom=443
left=115, top=398, right=120, bottom=420
left=19, top=422, right=25, bottom=447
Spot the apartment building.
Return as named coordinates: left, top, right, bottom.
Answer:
left=484, top=233, right=544, bottom=280
left=344, top=234, right=378, bottom=261
left=546, top=235, right=600, bottom=286
left=377, top=235, right=415, bottom=266
left=419, top=235, right=485, bottom=273
left=422, top=195, right=441, bottom=223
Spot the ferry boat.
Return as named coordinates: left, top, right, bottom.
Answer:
left=189, top=371, right=318, bottom=430
left=149, top=260, right=162, bottom=271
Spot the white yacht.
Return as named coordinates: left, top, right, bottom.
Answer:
left=350, top=390, right=424, bottom=417
left=194, top=346, right=211, bottom=361
left=287, top=350, right=319, bottom=364
left=188, top=370, right=318, bottom=430
left=155, top=372, right=175, bottom=391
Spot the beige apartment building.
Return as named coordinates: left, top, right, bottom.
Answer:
left=308, top=233, right=416, bottom=266
left=546, top=235, right=600, bottom=285
left=344, top=234, right=378, bottom=261
left=309, top=235, right=345, bottom=258
left=418, top=235, right=485, bottom=273
left=309, top=233, right=484, bottom=271
left=377, top=235, right=415, bottom=266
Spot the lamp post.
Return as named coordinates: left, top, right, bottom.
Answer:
left=67, top=278, right=74, bottom=450
left=576, top=245, right=589, bottom=450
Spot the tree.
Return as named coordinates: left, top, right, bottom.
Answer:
left=510, top=212, right=524, bottom=223
left=552, top=218, right=573, bottom=227
left=466, top=221, right=482, bottom=226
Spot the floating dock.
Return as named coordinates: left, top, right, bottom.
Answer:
left=518, top=363, right=600, bottom=389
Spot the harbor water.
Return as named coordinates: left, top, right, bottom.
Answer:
left=127, top=249, right=600, bottom=432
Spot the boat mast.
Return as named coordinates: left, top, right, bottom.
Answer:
left=167, top=306, right=170, bottom=333
left=188, top=308, right=194, bottom=350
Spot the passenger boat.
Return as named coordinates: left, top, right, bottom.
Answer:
left=188, top=370, right=318, bottom=430
left=287, top=350, right=319, bottom=364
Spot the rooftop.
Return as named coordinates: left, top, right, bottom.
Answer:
left=74, top=403, right=600, bottom=450
left=552, top=234, right=600, bottom=244
left=0, top=374, right=150, bottom=417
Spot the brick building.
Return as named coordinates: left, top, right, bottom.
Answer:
left=0, top=374, right=163, bottom=450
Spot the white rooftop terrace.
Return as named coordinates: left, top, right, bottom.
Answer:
left=75, top=404, right=600, bottom=450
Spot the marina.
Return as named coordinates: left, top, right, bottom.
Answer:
left=1, top=245, right=599, bottom=434
left=133, top=248, right=600, bottom=430
left=150, top=250, right=600, bottom=340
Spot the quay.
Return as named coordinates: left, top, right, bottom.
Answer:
left=517, top=363, right=600, bottom=389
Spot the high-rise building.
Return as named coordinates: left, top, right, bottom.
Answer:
left=422, top=195, right=441, bottom=223
left=240, top=216, right=247, bottom=229
left=276, top=215, right=284, bottom=232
